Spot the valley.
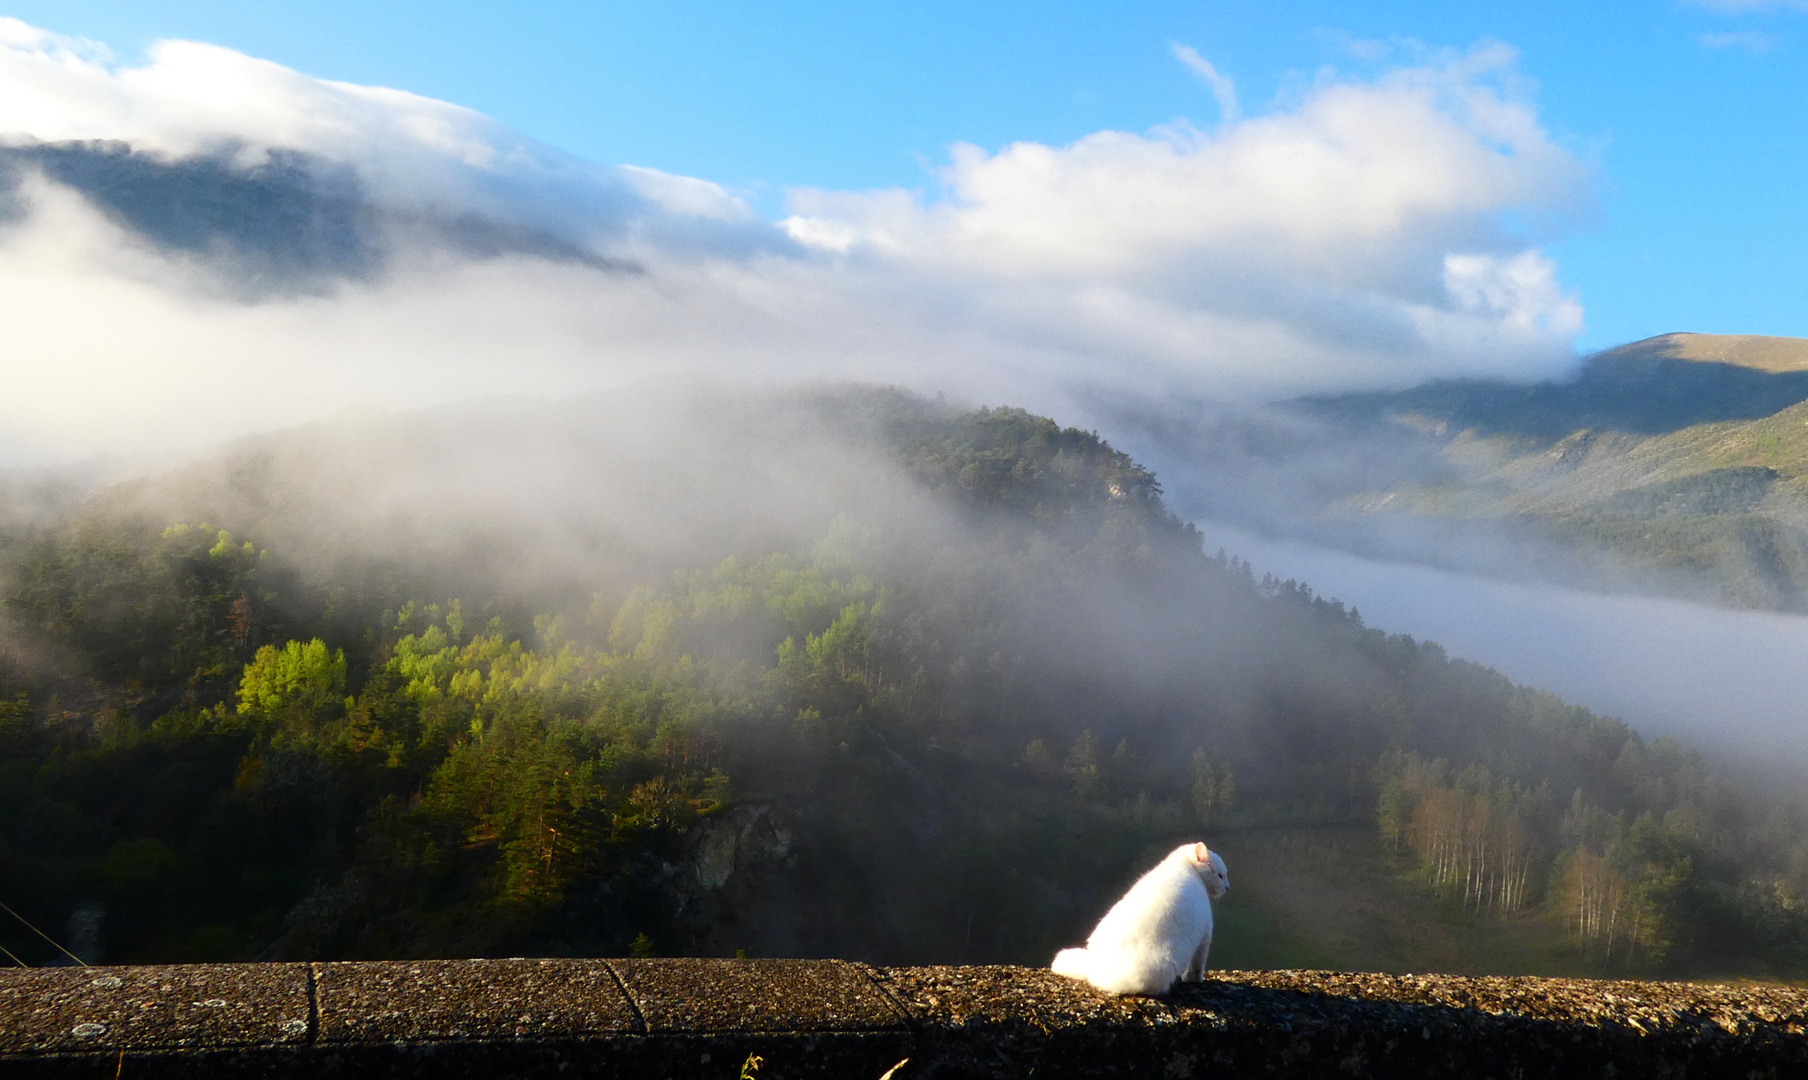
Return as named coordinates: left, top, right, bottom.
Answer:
left=1133, top=333, right=1808, bottom=615
left=4, top=386, right=1805, bottom=982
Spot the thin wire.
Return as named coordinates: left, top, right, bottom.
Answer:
left=0, top=900, right=87, bottom=966
left=0, top=940, right=26, bottom=967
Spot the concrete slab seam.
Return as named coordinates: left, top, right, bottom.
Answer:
left=856, top=965, right=921, bottom=1033
left=304, top=962, right=320, bottom=1046
left=601, top=960, right=650, bottom=1037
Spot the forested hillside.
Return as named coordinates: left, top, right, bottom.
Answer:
left=2, top=387, right=1806, bottom=977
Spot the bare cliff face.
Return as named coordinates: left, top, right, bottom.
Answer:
left=662, top=805, right=805, bottom=957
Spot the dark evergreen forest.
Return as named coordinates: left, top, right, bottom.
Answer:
left=2, top=388, right=1805, bottom=976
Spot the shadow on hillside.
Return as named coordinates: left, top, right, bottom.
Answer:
left=1305, top=356, right=1808, bottom=442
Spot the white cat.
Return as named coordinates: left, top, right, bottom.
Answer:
left=1050, top=841, right=1229, bottom=996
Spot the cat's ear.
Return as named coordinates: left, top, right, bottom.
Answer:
left=1193, top=842, right=1209, bottom=864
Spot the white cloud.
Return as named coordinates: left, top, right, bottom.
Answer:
left=0, top=23, right=1595, bottom=463
left=0, top=18, right=771, bottom=257
left=783, top=43, right=1590, bottom=393
left=1443, top=251, right=1581, bottom=334
left=0, top=21, right=499, bottom=183
left=1698, top=30, right=1780, bottom=52
left=1170, top=43, right=1240, bottom=122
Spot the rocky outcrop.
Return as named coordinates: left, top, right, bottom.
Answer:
left=663, top=805, right=810, bottom=958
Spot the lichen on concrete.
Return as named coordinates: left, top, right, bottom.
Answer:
left=0, top=962, right=311, bottom=1056
left=314, top=958, right=637, bottom=1043
left=4, top=959, right=1807, bottom=1078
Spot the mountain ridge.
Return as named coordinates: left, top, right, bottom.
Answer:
left=1605, top=332, right=1808, bottom=374
left=0, top=138, right=630, bottom=297
left=1130, top=331, right=1808, bottom=613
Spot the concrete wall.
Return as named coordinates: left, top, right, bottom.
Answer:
left=4, top=959, right=1806, bottom=1078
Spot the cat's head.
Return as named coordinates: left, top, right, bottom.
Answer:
left=1187, top=842, right=1229, bottom=898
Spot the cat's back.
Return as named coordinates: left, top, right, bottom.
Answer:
left=1088, top=851, right=1210, bottom=948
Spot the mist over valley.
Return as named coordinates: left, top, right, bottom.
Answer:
left=4, top=383, right=1806, bottom=980
left=1120, top=333, right=1808, bottom=610
left=1191, top=521, right=1808, bottom=775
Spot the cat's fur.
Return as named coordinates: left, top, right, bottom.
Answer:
left=1050, top=842, right=1228, bottom=996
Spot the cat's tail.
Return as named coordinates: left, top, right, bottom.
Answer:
left=1052, top=945, right=1173, bottom=996
left=1050, top=947, right=1092, bottom=981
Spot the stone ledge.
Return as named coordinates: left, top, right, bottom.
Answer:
left=3, top=959, right=1805, bottom=1078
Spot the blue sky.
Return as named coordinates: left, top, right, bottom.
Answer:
left=9, top=1, right=1806, bottom=353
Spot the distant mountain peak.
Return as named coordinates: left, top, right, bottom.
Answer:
left=1595, top=332, right=1808, bottom=374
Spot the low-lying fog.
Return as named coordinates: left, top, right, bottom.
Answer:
left=1197, top=520, right=1808, bottom=775
left=9, top=19, right=1805, bottom=784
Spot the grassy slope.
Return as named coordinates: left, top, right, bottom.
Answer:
left=1304, top=334, right=1808, bottom=610
left=1210, top=826, right=1591, bottom=977
left=1210, top=825, right=1804, bottom=982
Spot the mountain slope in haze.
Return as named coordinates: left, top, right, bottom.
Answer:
left=0, top=139, right=621, bottom=297
left=3, top=385, right=1807, bottom=980
left=1318, top=332, right=1808, bottom=439
left=1136, top=333, right=1808, bottom=612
